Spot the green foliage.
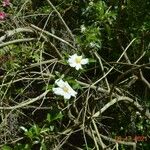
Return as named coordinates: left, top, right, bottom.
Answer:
left=46, top=111, right=63, bottom=123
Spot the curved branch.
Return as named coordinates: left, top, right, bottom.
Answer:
left=0, top=38, right=36, bottom=48
left=0, top=90, right=49, bottom=110
left=46, top=0, right=75, bottom=44
left=109, top=63, right=150, bottom=99
left=139, top=69, right=150, bottom=89
left=100, top=134, right=136, bottom=150
left=30, top=24, right=76, bottom=50
left=0, top=28, right=33, bottom=42
left=92, top=96, right=150, bottom=119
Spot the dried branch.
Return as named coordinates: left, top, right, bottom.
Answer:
left=100, top=134, right=136, bottom=150
left=94, top=51, right=110, bottom=91
left=91, top=39, right=136, bottom=87
left=46, top=0, right=75, bottom=44
left=0, top=90, right=49, bottom=110
left=0, top=38, right=36, bottom=48
left=109, top=63, right=150, bottom=99
left=139, top=69, right=150, bottom=89
left=0, top=28, right=33, bottom=42
left=92, top=96, right=150, bottom=119
left=30, top=24, right=76, bottom=49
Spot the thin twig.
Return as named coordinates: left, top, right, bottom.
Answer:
left=92, top=119, right=106, bottom=149
left=50, top=42, right=63, bottom=59
left=91, top=38, right=136, bottom=87
left=109, top=63, right=150, bottom=99
left=0, top=38, right=35, bottom=48
left=100, top=134, right=136, bottom=150
left=134, top=51, right=146, bottom=64
left=46, top=0, right=75, bottom=44
left=92, top=96, right=150, bottom=119
left=0, top=28, right=33, bottom=42
left=30, top=24, right=76, bottom=49
left=90, top=125, right=100, bottom=150
left=139, top=69, right=150, bottom=89
left=94, top=51, right=110, bottom=91
left=0, top=90, right=49, bottom=110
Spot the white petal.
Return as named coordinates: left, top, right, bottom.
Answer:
left=68, top=57, right=74, bottom=64
left=66, top=85, right=77, bottom=95
left=69, top=62, right=77, bottom=67
left=75, top=64, right=82, bottom=70
left=63, top=93, right=71, bottom=99
left=52, top=87, right=64, bottom=96
left=68, top=54, right=79, bottom=62
left=53, top=80, right=77, bottom=99
left=70, top=90, right=77, bottom=97
left=64, top=82, right=77, bottom=97
left=68, top=57, right=76, bottom=65
left=55, top=79, right=65, bottom=88
left=70, top=54, right=78, bottom=58
left=64, top=82, right=73, bottom=91
left=68, top=54, right=77, bottom=61
left=81, top=58, right=89, bottom=65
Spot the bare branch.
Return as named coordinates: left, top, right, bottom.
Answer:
left=139, top=69, right=150, bottom=89
left=30, top=24, right=76, bottom=50
left=46, top=0, right=75, bottom=44
left=0, top=28, right=33, bottom=43
left=0, top=90, right=49, bottom=110
left=0, top=38, right=35, bottom=48
left=92, top=96, right=150, bottom=119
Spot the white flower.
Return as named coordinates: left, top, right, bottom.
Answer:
left=81, top=25, right=86, bottom=33
left=52, top=79, right=77, bottom=99
left=68, top=54, right=89, bottom=70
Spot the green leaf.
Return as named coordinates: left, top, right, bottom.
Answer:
left=40, top=128, right=50, bottom=134
left=47, top=113, right=51, bottom=123
left=2, top=146, right=12, bottom=150
left=49, top=125, right=54, bottom=131
left=47, top=111, right=63, bottom=123
left=32, top=124, right=41, bottom=135
left=55, top=112, right=63, bottom=120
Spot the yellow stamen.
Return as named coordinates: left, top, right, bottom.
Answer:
left=75, top=56, right=82, bottom=64
left=62, top=86, right=69, bottom=93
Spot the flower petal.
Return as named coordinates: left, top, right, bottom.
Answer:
left=53, top=79, right=77, bottom=99
left=63, top=93, right=71, bottom=99
left=70, top=54, right=78, bottom=58
left=52, top=87, right=64, bottom=96
left=69, top=54, right=77, bottom=59
left=64, top=82, right=77, bottom=97
left=70, top=89, right=77, bottom=97
left=75, top=64, right=82, bottom=70
left=55, top=79, right=65, bottom=88
left=68, top=58, right=76, bottom=65
left=68, top=54, right=89, bottom=70
left=69, top=62, right=77, bottom=67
